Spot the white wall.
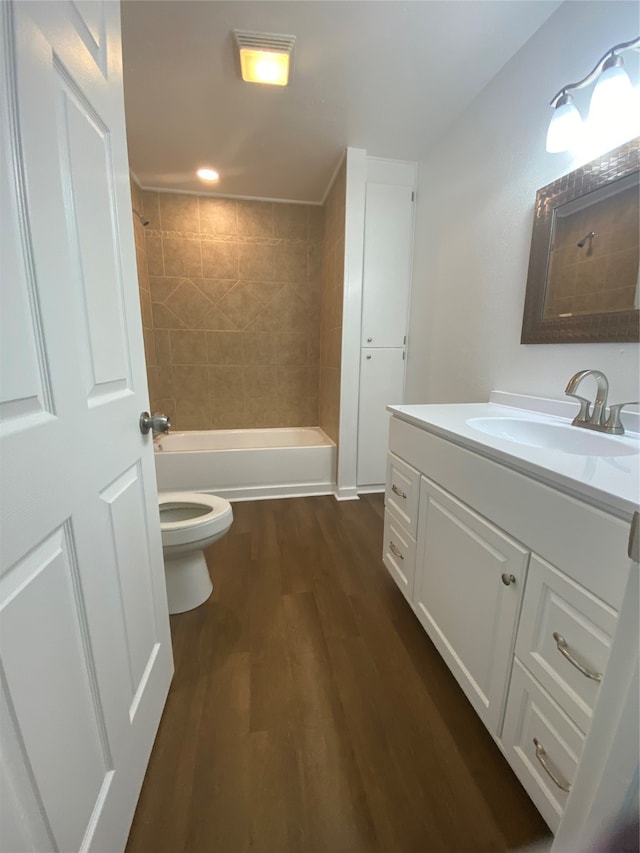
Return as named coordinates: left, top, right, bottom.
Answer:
left=406, top=1, right=640, bottom=407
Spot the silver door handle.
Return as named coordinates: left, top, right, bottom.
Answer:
left=391, top=484, right=407, bottom=499
left=140, top=411, right=171, bottom=435
left=552, top=632, right=602, bottom=682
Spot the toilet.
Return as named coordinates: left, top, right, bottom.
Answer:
left=158, top=491, right=233, bottom=614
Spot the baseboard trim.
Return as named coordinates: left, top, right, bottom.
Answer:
left=334, top=487, right=360, bottom=501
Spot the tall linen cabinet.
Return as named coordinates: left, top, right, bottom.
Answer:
left=356, top=158, right=416, bottom=488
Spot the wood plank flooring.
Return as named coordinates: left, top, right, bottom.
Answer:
left=126, top=495, right=550, bottom=853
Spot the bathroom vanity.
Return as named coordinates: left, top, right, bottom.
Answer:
left=382, top=393, right=639, bottom=844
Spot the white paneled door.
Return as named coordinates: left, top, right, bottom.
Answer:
left=357, top=348, right=406, bottom=486
left=0, top=3, right=173, bottom=852
left=360, top=182, right=414, bottom=349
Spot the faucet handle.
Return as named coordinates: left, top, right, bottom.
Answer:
left=566, top=394, right=591, bottom=424
left=604, top=402, right=639, bottom=435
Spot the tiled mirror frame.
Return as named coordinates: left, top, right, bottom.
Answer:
left=521, top=136, right=639, bottom=344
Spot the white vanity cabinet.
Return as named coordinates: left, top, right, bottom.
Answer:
left=383, top=408, right=637, bottom=840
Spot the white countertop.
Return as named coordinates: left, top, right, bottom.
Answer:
left=387, top=394, right=640, bottom=520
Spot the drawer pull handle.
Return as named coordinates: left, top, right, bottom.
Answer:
left=501, top=573, right=516, bottom=586
left=389, top=541, right=404, bottom=560
left=553, top=632, right=602, bottom=682
left=533, top=738, right=571, bottom=793
left=391, top=484, right=407, bottom=499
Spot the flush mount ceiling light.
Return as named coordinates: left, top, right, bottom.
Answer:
left=546, top=35, right=639, bottom=153
left=234, top=30, right=295, bottom=86
left=197, top=167, right=219, bottom=182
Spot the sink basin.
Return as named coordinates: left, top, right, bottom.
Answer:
left=466, top=417, right=639, bottom=457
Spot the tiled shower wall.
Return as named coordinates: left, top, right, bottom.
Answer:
left=544, top=183, right=639, bottom=318
left=131, top=180, right=155, bottom=375
left=318, top=161, right=346, bottom=443
left=133, top=187, right=324, bottom=430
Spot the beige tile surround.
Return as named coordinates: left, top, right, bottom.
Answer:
left=318, top=161, right=346, bottom=443
left=131, top=180, right=155, bottom=370
left=545, top=184, right=639, bottom=318
left=133, top=187, right=324, bottom=431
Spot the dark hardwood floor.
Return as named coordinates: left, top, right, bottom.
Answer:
left=126, top=494, right=550, bottom=853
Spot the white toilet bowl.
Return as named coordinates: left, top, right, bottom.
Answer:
left=159, top=491, right=233, bottom=614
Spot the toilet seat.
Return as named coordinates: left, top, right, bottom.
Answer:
left=159, top=491, right=233, bottom=548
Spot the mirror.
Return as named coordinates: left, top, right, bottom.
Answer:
left=521, top=137, right=639, bottom=343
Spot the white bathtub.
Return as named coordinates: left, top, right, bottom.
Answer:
left=154, top=427, right=336, bottom=501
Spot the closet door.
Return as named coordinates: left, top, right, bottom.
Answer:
left=357, top=348, right=405, bottom=486
left=361, top=183, right=414, bottom=348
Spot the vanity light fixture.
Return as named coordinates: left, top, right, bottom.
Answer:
left=546, top=35, right=639, bottom=153
left=197, top=167, right=219, bottom=182
left=234, top=30, right=295, bottom=86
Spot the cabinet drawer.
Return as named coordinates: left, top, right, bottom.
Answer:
left=516, top=554, right=617, bottom=735
left=503, top=659, right=584, bottom=834
left=383, top=509, right=416, bottom=605
left=385, top=452, right=420, bottom=537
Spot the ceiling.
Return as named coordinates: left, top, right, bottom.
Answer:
left=121, top=0, right=562, bottom=203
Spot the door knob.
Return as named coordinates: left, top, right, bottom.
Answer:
left=139, top=411, right=171, bottom=435
left=501, top=573, right=516, bottom=586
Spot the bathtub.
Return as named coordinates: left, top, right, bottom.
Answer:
left=153, top=427, right=336, bottom=501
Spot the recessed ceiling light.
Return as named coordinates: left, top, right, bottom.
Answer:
left=234, top=30, right=295, bottom=86
left=197, top=168, right=219, bottom=182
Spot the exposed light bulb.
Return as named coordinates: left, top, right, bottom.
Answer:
left=546, top=94, right=584, bottom=153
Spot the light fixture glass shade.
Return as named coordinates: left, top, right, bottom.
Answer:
left=546, top=97, right=584, bottom=153
left=239, top=48, right=289, bottom=85
left=197, top=167, right=219, bottom=182
left=589, top=61, right=634, bottom=126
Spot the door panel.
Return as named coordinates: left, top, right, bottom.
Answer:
left=361, top=183, right=414, bottom=348
left=415, top=477, right=529, bottom=735
left=1, top=3, right=172, bottom=850
left=0, top=523, right=112, bottom=853
left=70, top=0, right=108, bottom=74
left=100, top=465, right=158, bottom=698
left=0, top=155, right=53, bottom=428
left=0, top=686, right=56, bottom=852
left=357, top=347, right=405, bottom=486
left=56, top=72, right=130, bottom=397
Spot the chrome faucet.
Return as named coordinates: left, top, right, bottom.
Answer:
left=565, top=370, right=638, bottom=435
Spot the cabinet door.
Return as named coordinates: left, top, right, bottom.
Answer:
left=357, top=348, right=405, bottom=486
left=414, top=477, right=529, bottom=735
left=361, top=183, right=414, bottom=348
